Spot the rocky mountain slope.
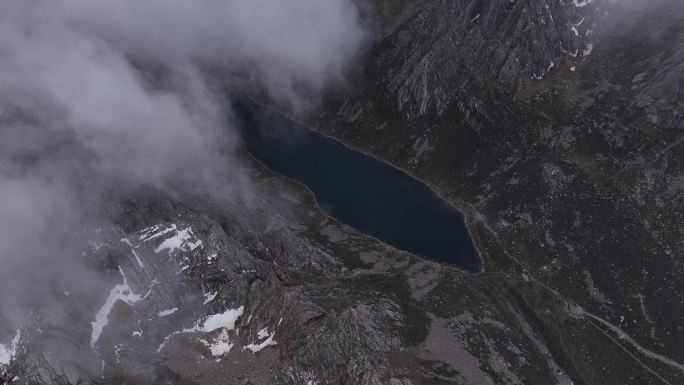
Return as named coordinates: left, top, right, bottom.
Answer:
left=311, top=0, right=684, bottom=383
left=1, top=0, right=683, bottom=384
left=0, top=158, right=613, bottom=385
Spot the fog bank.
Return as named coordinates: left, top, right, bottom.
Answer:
left=0, top=0, right=364, bottom=329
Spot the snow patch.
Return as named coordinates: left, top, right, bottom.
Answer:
left=90, top=267, right=143, bottom=348
left=153, top=226, right=203, bottom=255
left=572, top=0, right=593, bottom=7
left=244, top=327, right=277, bottom=353
left=570, top=16, right=585, bottom=37
left=138, top=224, right=204, bottom=256
left=203, top=291, right=218, bottom=305
left=139, top=224, right=174, bottom=241
left=0, top=330, right=21, bottom=367
left=199, top=307, right=244, bottom=332
left=532, top=62, right=554, bottom=80
left=202, top=329, right=233, bottom=356
left=207, top=253, right=218, bottom=264
left=158, top=308, right=178, bottom=317
left=156, top=306, right=244, bottom=354
left=131, top=249, right=145, bottom=268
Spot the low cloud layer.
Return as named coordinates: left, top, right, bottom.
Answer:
left=0, top=0, right=363, bottom=327
left=595, top=0, right=684, bottom=31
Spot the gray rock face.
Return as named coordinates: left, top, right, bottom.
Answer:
left=2, top=1, right=683, bottom=385
left=308, top=0, right=684, bottom=384
left=1, top=163, right=605, bottom=385
left=362, top=0, right=594, bottom=120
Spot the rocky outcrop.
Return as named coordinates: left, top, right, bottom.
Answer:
left=308, top=0, right=684, bottom=384
left=1, top=157, right=641, bottom=385
left=3, top=1, right=683, bottom=384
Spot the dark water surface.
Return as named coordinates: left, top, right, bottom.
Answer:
left=235, top=102, right=479, bottom=271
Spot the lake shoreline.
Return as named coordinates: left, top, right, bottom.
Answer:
left=236, top=97, right=485, bottom=274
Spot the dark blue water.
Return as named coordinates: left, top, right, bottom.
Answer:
left=235, top=102, right=478, bottom=270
